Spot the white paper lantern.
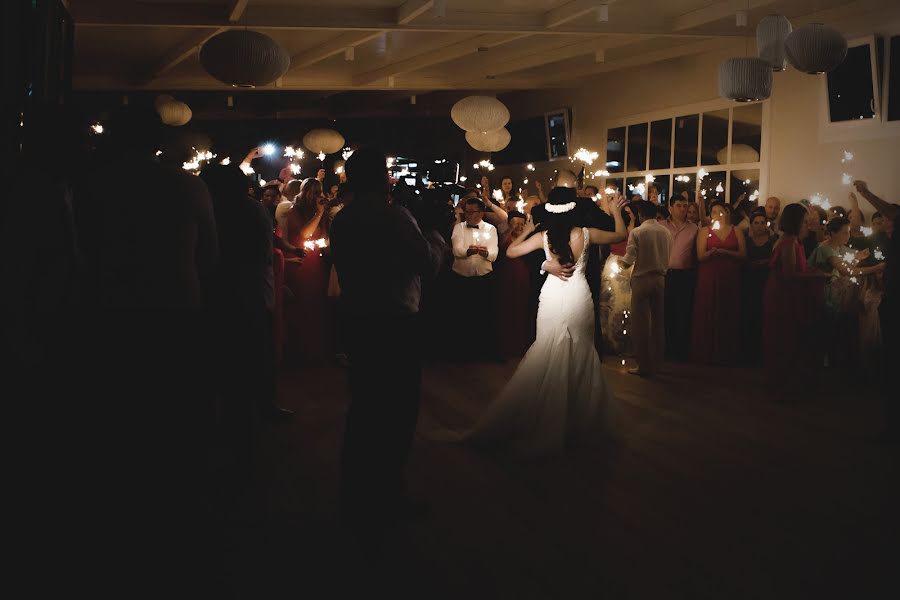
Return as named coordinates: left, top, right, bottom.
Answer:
left=465, top=128, right=511, bottom=152
left=757, top=14, right=792, bottom=71
left=451, top=96, right=510, bottom=133
left=784, top=23, right=847, bottom=74
left=200, top=30, right=290, bottom=87
left=155, top=97, right=192, bottom=127
left=302, top=129, right=345, bottom=156
left=717, top=144, right=760, bottom=182
left=717, top=143, right=760, bottom=165
left=718, top=57, right=772, bottom=102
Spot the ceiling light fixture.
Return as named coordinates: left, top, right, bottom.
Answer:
left=597, top=4, right=609, bottom=23
left=434, top=0, right=446, bottom=19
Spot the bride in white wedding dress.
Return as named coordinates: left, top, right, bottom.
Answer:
left=436, top=189, right=626, bottom=458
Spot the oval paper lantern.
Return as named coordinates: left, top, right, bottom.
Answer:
left=156, top=97, right=192, bottom=126
left=716, top=143, right=760, bottom=165
left=302, top=129, right=345, bottom=156
left=465, top=128, right=511, bottom=152
left=718, top=57, right=772, bottom=102
left=756, top=14, right=792, bottom=71
left=717, top=143, right=760, bottom=182
left=200, top=30, right=290, bottom=87
left=154, top=94, right=175, bottom=111
left=451, top=96, right=510, bottom=133
left=784, top=23, right=847, bottom=74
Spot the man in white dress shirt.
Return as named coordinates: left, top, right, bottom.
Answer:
left=619, top=201, right=673, bottom=377
left=451, top=197, right=500, bottom=359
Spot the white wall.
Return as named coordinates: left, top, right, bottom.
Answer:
left=499, top=30, right=900, bottom=215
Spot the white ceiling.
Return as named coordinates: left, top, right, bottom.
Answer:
left=70, top=0, right=899, bottom=93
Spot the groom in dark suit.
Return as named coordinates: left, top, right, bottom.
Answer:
left=529, top=170, right=615, bottom=357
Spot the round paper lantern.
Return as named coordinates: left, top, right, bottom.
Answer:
left=200, top=30, right=290, bottom=87
left=155, top=96, right=192, bottom=126
left=718, top=57, right=772, bottom=102
left=465, top=128, right=511, bottom=152
left=302, top=129, right=345, bottom=156
left=154, top=94, right=175, bottom=111
left=717, top=144, right=761, bottom=182
left=757, top=14, right=793, bottom=71
left=784, top=23, right=847, bottom=74
left=451, top=96, right=510, bottom=133
left=717, top=143, right=760, bottom=165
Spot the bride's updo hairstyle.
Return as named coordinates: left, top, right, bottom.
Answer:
left=545, top=186, right=580, bottom=266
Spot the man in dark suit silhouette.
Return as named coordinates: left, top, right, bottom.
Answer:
left=330, top=146, right=444, bottom=551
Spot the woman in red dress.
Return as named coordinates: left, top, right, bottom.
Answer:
left=691, top=201, right=746, bottom=364
left=279, top=177, right=332, bottom=364
left=496, top=211, right=533, bottom=358
left=762, top=203, right=828, bottom=397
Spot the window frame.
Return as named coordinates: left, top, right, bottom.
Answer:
left=602, top=98, right=769, bottom=206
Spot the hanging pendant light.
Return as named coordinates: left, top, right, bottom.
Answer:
left=200, top=30, right=290, bottom=87
left=465, top=128, right=511, bottom=152
left=719, top=57, right=772, bottom=102
left=756, top=14, right=793, bottom=71
left=451, top=96, right=510, bottom=133
left=784, top=23, right=847, bottom=74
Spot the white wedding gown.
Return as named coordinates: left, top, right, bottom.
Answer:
left=446, top=227, right=617, bottom=458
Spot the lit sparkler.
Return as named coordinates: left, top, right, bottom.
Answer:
left=841, top=150, right=854, bottom=163
left=572, top=148, right=600, bottom=165
left=90, top=123, right=104, bottom=134
left=861, top=226, right=873, bottom=236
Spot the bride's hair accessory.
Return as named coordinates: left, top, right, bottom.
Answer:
left=545, top=201, right=576, bottom=214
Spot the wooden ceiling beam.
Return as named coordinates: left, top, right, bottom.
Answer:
left=396, top=0, right=434, bottom=25
left=227, top=0, right=250, bottom=23
left=352, top=33, right=529, bottom=86
left=544, top=0, right=616, bottom=29
left=70, top=1, right=745, bottom=37
left=285, top=30, right=386, bottom=73
left=449, top=34, right=642, bottom=83
left=137, top=27, right=226, bottom=86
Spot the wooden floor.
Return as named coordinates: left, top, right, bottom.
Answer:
left=216, top=357, right=898, bottom=599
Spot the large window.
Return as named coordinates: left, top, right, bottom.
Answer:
left=604, top=102, right=765, bottom=206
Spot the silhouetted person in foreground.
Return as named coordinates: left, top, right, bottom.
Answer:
left=330, top=146, right=443, bottom=551
left=75, top=106, right=219, bottom=593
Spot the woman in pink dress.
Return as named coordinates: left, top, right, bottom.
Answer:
left=280, top=178, right=332, bottom=364
left=763, top=203, right=828, bottom=397
left=691, top=202, right=746, bottom=364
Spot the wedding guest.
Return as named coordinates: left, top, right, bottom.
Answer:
left=280, top=177, right=333, bottom=363
left=686, top=201, right=701, bottom=225
left=742, top=208, right=776, bottom=363
left=663, top=194, right=698, bottom=360
left=765, top=196, right=782, bottom=232
left=809, top=216, right=885, bottom=367
left=260, top=182, right=282, bottom=224
left=619, top=201, right=673, bottom=377
left=201, top=164, right=293, bottom=469
left=451, top=197, right=500, bottom=359
left=802, top=203, right=828, bottom=258
left=691, top=201, right=746, bottom=364
left=496, top=211, right=532, bottom=358
left=853, top=181, right=900, bottom=443
left=763, top=203, right=828, bottom=400
left=331, top=146, right=442, bottom=550
left=274, top=178, right=303, bottom=237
